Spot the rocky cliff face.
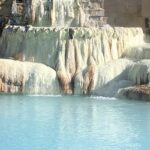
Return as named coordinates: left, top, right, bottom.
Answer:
left=1, top=0, right=150, bottom=28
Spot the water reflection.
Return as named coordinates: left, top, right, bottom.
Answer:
left=0, top=96, right=150, bottom=150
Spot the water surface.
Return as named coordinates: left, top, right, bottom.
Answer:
left=0, top=95, right=150, bottom=150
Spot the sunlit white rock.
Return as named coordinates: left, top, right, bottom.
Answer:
left=0, top=59, right=60, bottom=94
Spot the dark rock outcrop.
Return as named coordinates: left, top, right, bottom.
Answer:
left=117, top=85, right=150, bottom=101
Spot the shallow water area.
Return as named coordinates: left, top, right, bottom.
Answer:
left=0, top=95, right=150, bottom=150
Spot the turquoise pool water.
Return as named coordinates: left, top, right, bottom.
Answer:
left=0, top=95, right=150, bottom=150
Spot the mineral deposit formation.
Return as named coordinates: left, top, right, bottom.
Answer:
left=0, top=0, right=150, bottom=100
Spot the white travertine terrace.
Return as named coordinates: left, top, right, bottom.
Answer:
left=0, top=26, right=143, bottom=65
left=0, top=25, right=147, bottom=95
left=1, top=0, right=150, bottom=97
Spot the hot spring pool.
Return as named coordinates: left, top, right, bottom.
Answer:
left=0, top=95, right=150, bottom=150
